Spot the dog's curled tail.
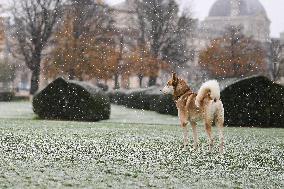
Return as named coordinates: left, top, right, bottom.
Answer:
left=195, top=80, right=220, bottom=107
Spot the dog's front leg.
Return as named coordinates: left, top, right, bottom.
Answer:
left=181, top=122, right=189, bottom=149
left=190, top=121, right=198, bottom=150
left=178, top=109, right=189, bottom=149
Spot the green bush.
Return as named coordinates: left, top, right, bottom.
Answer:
left=221, top=76, right=284, bottom=127
left=33, top=78, right=110, bottom=121
left=0, top=92, right=15, bottom=101
left=144, top=88, right=163, bottom=111
left=124, top=91, right=145, bottom=109
left=107, top=90, right=127, bottom=105
left=12, top=96, right=29, bottom=101
left=155, top=94, right=178, bottom=116
left=124, top=87, right=159, bottom=110
left=106, top=87, right=178, bottom=116
left=268, top=82, right=284, bottom=128
left=96, top=83, right=109, bottom=91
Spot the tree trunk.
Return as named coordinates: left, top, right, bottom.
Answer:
left=138, top=74, right=143, bottom=88
left=148, top=76, right=157, bottom=87
left=30, top=65, right=40, bottom=95
left=114, top=73, right=120, bottom=89
left=272, top=62, right=279, bottom=81
left=114, top=36, right=124, bottom=89
left=68, top=69, right=75, bottom=80
left=148, top=44, right=159, bottom=86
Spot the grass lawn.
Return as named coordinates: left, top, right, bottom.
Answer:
left=0, top=102, right=283, bottom=188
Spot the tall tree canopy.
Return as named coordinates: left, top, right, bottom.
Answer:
left=124, top=45, right=170, bottom=87
left=199, top=26, right=266, bottom=78
left=44, top=0, right=118, bottom=82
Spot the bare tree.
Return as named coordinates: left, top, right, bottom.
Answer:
left=161, top=13, right=195, bottom=71
left=269, top=38, right=282, bottom=81
left=44, top=0, right=115, bottom=80
left=11, top=0, right=62, bottom=95
left=133, top=0, right=194, bottom=86
left=68, top=0, right=114, bottom=43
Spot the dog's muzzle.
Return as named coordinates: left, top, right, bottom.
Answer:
left=162, top=85, right=174, bottom=94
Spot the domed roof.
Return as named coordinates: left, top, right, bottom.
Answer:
left=209, top=0, right=267, bottom=17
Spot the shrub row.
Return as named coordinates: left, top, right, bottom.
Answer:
left=107, top=87, right=178, bottom=116
left=0, top=92, right=15, bottom=101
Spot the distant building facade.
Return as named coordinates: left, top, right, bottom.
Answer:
left=199, top=0, right=270, bottom=44
left=191, top=0, right=269, bottom=79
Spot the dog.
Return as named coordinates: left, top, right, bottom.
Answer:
left=162, top=73, right=224, bottom=153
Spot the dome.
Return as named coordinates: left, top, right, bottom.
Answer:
left=208, top=0, right=267, bottom=17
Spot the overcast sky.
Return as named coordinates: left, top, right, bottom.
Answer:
left=106, top=0, right=284, bottom=38
left=1, top=0, right=283, bottom=37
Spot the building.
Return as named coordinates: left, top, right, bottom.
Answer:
left=189, top=0, right=272, bottom=81
left=199, top=0, right=270, bottom=43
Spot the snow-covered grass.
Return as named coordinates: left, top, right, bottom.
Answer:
left=0, top=102, right=283, bottom=188
left=0, top=101, right=34, bottom=119
left=0, top=101, right=179, bottom=125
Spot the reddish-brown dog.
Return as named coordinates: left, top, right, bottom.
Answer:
left=162, top=73, right=224, bottom=153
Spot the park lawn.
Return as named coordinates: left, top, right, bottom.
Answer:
left=0, top=102, right=283, bottom=188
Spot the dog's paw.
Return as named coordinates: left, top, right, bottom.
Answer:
left=193, top=143, right=198, bottom=150
left=180, top=144, right=189, bottom=151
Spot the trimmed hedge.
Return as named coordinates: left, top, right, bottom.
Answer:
left=0, top=92, right=15, bottom=101
left=107, top=90, right=127, bottom=105
left=107, top=87, right=178, bottom=116
left=96, top=83, right=108, bottom=91
left=221, top=76, right=284, bottom=127
left=13, top=96, right=30, bottom=101
left=33, top=78, right=110, bottom=121
left=155, top=94, right=178, bottom=116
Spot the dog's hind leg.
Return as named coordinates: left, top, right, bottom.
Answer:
left=205, top=119, right=214, bottom=152
left=179, top=110, right=189, bottom=149
left=190, top=121, right=198, bottom=150
left=216, top=111, right=224, bottom=154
